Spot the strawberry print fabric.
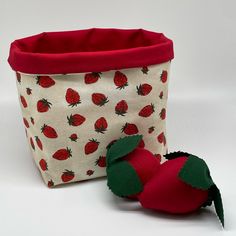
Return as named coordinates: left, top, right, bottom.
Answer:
left=16, top=62, right=170, bottom=187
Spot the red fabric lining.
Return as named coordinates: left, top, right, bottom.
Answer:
left=8, top=28, right=174, bottom=74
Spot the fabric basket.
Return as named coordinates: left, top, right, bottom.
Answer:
left=8, top=28, right=174, bottom=187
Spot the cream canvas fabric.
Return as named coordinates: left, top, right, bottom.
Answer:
left=16, top=62, right=170, bottom=187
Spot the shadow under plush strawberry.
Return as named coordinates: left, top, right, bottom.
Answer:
left=106, top=136, right=224, bottom=227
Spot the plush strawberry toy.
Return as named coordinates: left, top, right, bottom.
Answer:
left=106, top=135, right=160, bottom=197
left=139, top=152, right=224, bottom=226
left=106, top=135, right=224, bottom=227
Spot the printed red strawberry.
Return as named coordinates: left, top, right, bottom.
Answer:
left=84, top=72, right=102, bottom=84
left=23, top=118, right=29, bottom=128
left=115, top=100, right=128, bottom=116
left=159, top=108, right=166, bottom=120
left=95, top=156, right=106, bottom=167
left=37, top=99, right=52, bottom=112
left=86, top=170, right=94, bottom=176
left=48, top=180, right=54, bottom=188
left=136, top=84, right=152, bottom=96
left=20, top=95, right=27, bottom=108
left=41, top=124, right=58, bottom=138
left=114, top=71, right=128, bottom=89
left=65, top=88, right=81, bottom=107
left=35, top=136, right=43, bottom=150
left=157, top=132, right=166, bottom=145
left=164, top=136, right=167, bottom=146
left=84, top=139, right=100, bottom=155
left=157, top=132, right=164, bottom=143
left=16, top=72, right=21, bottom=83
left=121, top=123, right=139, bottom=135
left=30, top=117, right=34, bottom=125
left=61, top=170, right=75, bottom=182
left=30, top=137, right=35, bottom=150
left=26, top=88, right=32, bottom=95
left=138, top=152, right=224, bottom=227
left=36, top=76, right=55, bottom=88
left=160, top=70, right=168, bottom=83
left=39, top=159, right=47, bottom=171
left=106, top=135, right=160, bottom=198
left=92, top=93, right=109, bottom=106
left=138, top=104, right=155, bottom=117
left=148, top=126, right=155, bottom=134
left=69, top=133, right=78, bottom=142
left=67, top=114, right=86, bottom=126
left=141, top=66, right=149, bottom=74
left=52, top=147, right=72, bottom=160
left=159, top=91, right=164, bottom=99
left=94, top=117, right=108, bottom=133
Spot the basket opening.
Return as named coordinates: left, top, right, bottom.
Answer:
left=8, top=28, right=174, bottom=74
left=16, top=28, right=167, bottom=54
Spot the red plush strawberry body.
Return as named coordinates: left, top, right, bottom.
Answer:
left=138, top=152, right=224, bottom=226
left=106, top=135, right=160, bottom=197
left=124, top=148, right=160, bottom=185
left=138, top=156, right=208, bottom=213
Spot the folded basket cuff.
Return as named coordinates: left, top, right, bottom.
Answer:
left=8, top=28, right=174, bottom=74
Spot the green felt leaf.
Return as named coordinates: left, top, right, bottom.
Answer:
left=211, top=185, right=224, bottom=227
left=107, top=161, right=143, bottom=197
left=178, top=155, right=214, bottom=190
left=106, top=135, right=143, bottom=167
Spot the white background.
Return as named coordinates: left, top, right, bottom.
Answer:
left=0, top=0, right=236, bottom=235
